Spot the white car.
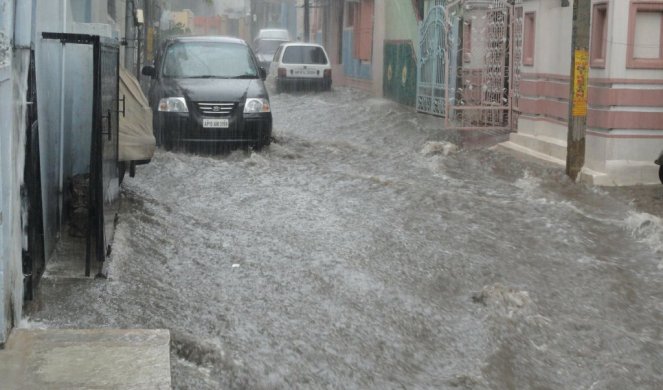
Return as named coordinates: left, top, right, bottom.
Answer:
left=255, top=28, right=290, bottom=42
left=269, top=43, right=332, bottom=93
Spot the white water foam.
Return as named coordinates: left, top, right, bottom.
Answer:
left=17, top=317, right=49, bottom=329
left=514, top=169, right=541, bottom=194
left=420, top=141, right=459, bottom=157
left=624, top=211, right=663, bottom=268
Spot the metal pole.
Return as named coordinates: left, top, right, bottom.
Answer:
left=507, top=2, right=514, bottom=130
left=566, top=0, right=591, bottom=180
left=304, top=0, right=310, bottom=42
left=57, top=0, right=68, bottom=235
left=125, top=0, right=135, bottom=70
left=87, top=38, right=101, bottom=278
left=136, top=26, right=142, bottom=79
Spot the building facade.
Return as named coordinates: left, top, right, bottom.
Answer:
left=502, top=0, right=663, bottom=185
left=314, top=1, right=422, bottom=105
left=314, top=0, right=663, bottom=185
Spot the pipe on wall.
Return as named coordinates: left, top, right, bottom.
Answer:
left=57, top=0, right=67, bottom=234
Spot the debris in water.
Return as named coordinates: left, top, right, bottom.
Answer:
left=232, top=264, right=240, bottom=268
left=421, top=141, right=459, bottom=157
left=68, top=174, right=90, bottom=237
left=471, top=283, right=532, bottom=310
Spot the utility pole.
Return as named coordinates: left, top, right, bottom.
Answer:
left=565, top=0, right=591, bottom=180
left=304, top=0, right=310, bottom=42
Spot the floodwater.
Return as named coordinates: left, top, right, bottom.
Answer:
left=27, top=88, right=663, bottom=389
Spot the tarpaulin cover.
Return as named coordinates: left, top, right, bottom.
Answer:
left=119, top=66, right=155, bottom=161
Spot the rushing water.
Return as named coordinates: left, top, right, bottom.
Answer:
left=27, top=88, right=663, bottom=389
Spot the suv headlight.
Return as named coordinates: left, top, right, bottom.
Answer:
left=244, top=98, right=271, bottom=114
left=158, top=97, right=188, bottom=113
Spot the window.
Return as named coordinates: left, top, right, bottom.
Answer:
left=282, top=46, right=329, bottom=65
left=255, top=40, right=286, bottom=57
left=523, top=12, right=536, bottom=66
left=353, top=0, right=374, bottom=62
left=273, top=46, right=282, bottom=63
left=627, top=1, right=663, bottom=69
left=591, top=3, right=608, bottom=68
left=346, top=2, right=357, bottom=28
left=162, top=42, right=258, bottom=79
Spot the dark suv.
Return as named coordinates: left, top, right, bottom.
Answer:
left=142, top=36, right=272, bottom=151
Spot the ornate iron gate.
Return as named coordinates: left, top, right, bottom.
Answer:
left=416, top=4, right=450, bottom=116
left=417, top=0, right=522, bottom=131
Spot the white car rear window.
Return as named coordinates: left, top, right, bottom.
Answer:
left=282, top=46, right=328, bottom=65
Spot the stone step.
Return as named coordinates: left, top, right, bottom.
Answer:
left=507, top=132, right=568, bottom=162
left=496, top=140, right=566, bottom=167
left=0, top=328, right=171, bottom=390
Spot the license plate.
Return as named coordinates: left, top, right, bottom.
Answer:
left=293, top=69, right=318, bottom=76
left=203, top=118, right=229, bottom=128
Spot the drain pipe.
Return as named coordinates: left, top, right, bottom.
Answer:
left=57, top=0, right=67, bottom=234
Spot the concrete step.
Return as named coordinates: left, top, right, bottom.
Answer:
left=496, top=140, right=566, bottom=167
left=518, top=116, right=568, bottom=140
left=0, top=328, right=171, bottom=389
left=508, top=132, right=568, bottom=162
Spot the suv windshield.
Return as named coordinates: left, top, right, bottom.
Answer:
left=255, top=40, right=287, bottom=56
left=282, top=46, right=328, bottom=65
left=162, top=42, right=258, bottom=79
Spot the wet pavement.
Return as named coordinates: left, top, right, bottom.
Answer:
left=26, top=88, right=663, bottom=389
left=0, top=329, right=171, bottom=390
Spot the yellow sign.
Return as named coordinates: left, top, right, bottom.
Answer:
left=572, top=49, right=589, bottom=117
left=146, top=27, right=155, bottom=62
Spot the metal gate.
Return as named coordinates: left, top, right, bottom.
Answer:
left=91, top=37, right=121, bottom=277
left=42, top=33, right=121, bottom=277
left=22, top=51, right=45, bottom=301
left=416, top=4, right=451, bottom=117
left=417, top=0, right=522, bottom=131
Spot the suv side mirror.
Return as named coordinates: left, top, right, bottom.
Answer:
left=259, top=67, right=267, bottom=81
left=142, top=65, right=156, bottom=78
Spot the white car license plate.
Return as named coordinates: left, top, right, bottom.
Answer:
left=203, top=118, right=229, bottom=128
left=293, top=69, right=318, bottom=76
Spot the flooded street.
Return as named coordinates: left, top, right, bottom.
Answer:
left=27, top=88, right=663, bottom=389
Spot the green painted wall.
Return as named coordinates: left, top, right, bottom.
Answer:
left=383, top=1, right=419, bottom=106
left=383, top=41, right=417, bottom=107
left=385, top=0, right=420, bottom=58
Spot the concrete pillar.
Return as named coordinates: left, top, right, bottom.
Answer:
left=372, top=0, right=386, bottom=96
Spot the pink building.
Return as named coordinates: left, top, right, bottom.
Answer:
left=502, top=0, right=663, bottom=186
left=193, top=16, right=226, bottom=36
